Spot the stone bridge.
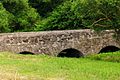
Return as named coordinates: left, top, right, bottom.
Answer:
left=0, top=29, right=120, bottom=57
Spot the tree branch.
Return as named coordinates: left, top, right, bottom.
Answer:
left=91, top=18, right=108, bottom=27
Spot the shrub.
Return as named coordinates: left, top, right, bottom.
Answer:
left=1, top=0, right=120, bottom=32
left=36, top=0, right=85, bottom=31
left=29, top=0, right=65, bottom=17
left=0, top=3, right=13, bottom=32
left=36, top=0, right=120, bottom=31
left=2, top=0, right=41, bottom=32
left=81, top=0, right=120, bottom=31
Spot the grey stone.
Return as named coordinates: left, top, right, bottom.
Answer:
left=0, top=29, right=119, bottom=56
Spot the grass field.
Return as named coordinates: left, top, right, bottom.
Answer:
left=0, top=52, right=120, bottom=80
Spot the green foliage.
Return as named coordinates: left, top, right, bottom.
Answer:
left=0, top=3, right=13, bottom=32
left=1, top=0, right=41, bottom=32
left=36, top=0, right=84, bottom=31
left=29, top=0, right=65, bottom=17
left=2, top=0, right=28, bottom=15
left=13, top=7, right=41, bottom=32
left=36, top=0, right=120, bottom=31
left=0, top=0, right=120, bottom=32
left=80, top=0, right=120, bottom=31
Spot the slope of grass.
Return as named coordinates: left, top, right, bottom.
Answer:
left=0, top=52, right=120, bottom=80
left=86, top=51, right=120, bottom=62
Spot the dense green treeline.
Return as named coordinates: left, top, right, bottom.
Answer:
left=0, top=0, right=120, bottom=32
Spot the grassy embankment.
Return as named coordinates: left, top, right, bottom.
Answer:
left=0, top=51, right=120, bottom=80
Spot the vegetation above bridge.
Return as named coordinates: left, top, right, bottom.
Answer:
left=0, top=0, right=120, bottom=32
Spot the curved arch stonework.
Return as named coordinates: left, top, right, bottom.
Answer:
left=98, top=45, right=120, bottom=53
left=57, top=48, right=84, bottom=58
left=0, top=29, right=120, bottom=56
left=19, top=51, right=34, bottom=55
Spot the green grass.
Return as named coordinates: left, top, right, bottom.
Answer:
left=86, top=51, right=120, bottom=62
left=0, top=52, right=120, bottom=80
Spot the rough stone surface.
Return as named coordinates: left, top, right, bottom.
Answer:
left=0, top=29, right=120, bottom=56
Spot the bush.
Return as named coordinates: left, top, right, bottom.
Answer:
left=36, top=0, right=120, bottom=31
left=2, top=0, right=41, bottom=32
left=81, top=0, right=120, bottom=31
left=1, top=0, right=120, bottom=32
left=0, top=3, right=13, bottom=32
left=36, top=0, right=85, bottom=31
left=29, top=0, right=65, bottom=17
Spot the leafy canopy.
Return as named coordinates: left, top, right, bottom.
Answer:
left=0, top=0, right=120, bottom=32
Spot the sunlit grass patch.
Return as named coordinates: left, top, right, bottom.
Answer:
left=0, top=51, right=120, bottom=80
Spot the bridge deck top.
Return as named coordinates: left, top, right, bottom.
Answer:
left=0, top=29, right=114, bottom=36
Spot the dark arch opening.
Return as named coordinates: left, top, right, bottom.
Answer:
left=57, top=48, right=84, bottom=58
left=19, top=51, right=34, bottom=55
left=99, top=46, right=120, bottom=53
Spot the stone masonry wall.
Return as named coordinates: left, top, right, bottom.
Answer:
left=0, top=29, right=120, bottom=56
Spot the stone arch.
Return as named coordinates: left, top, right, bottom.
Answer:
left=99, top=45, right=120, bottom=53
left=19, top=51, right=34, bottom=55
left=57, top=48, right=84, bottom=58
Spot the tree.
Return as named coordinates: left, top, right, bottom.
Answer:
left=0, top=0, right=120, bottom=32
left=0, top=3, right=13, bottom=32
left=36, top=0, right=120, bottom=31
left=80, top=0, right=120, bottom=31
left=29, top=0, right=65, bottom=17
left=36, top=0, right=84, bottom=31
left=1, top=0, right=41, bottom=32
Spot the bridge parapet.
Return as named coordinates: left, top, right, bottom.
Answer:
left=0, top=29, right=120, bottom=56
